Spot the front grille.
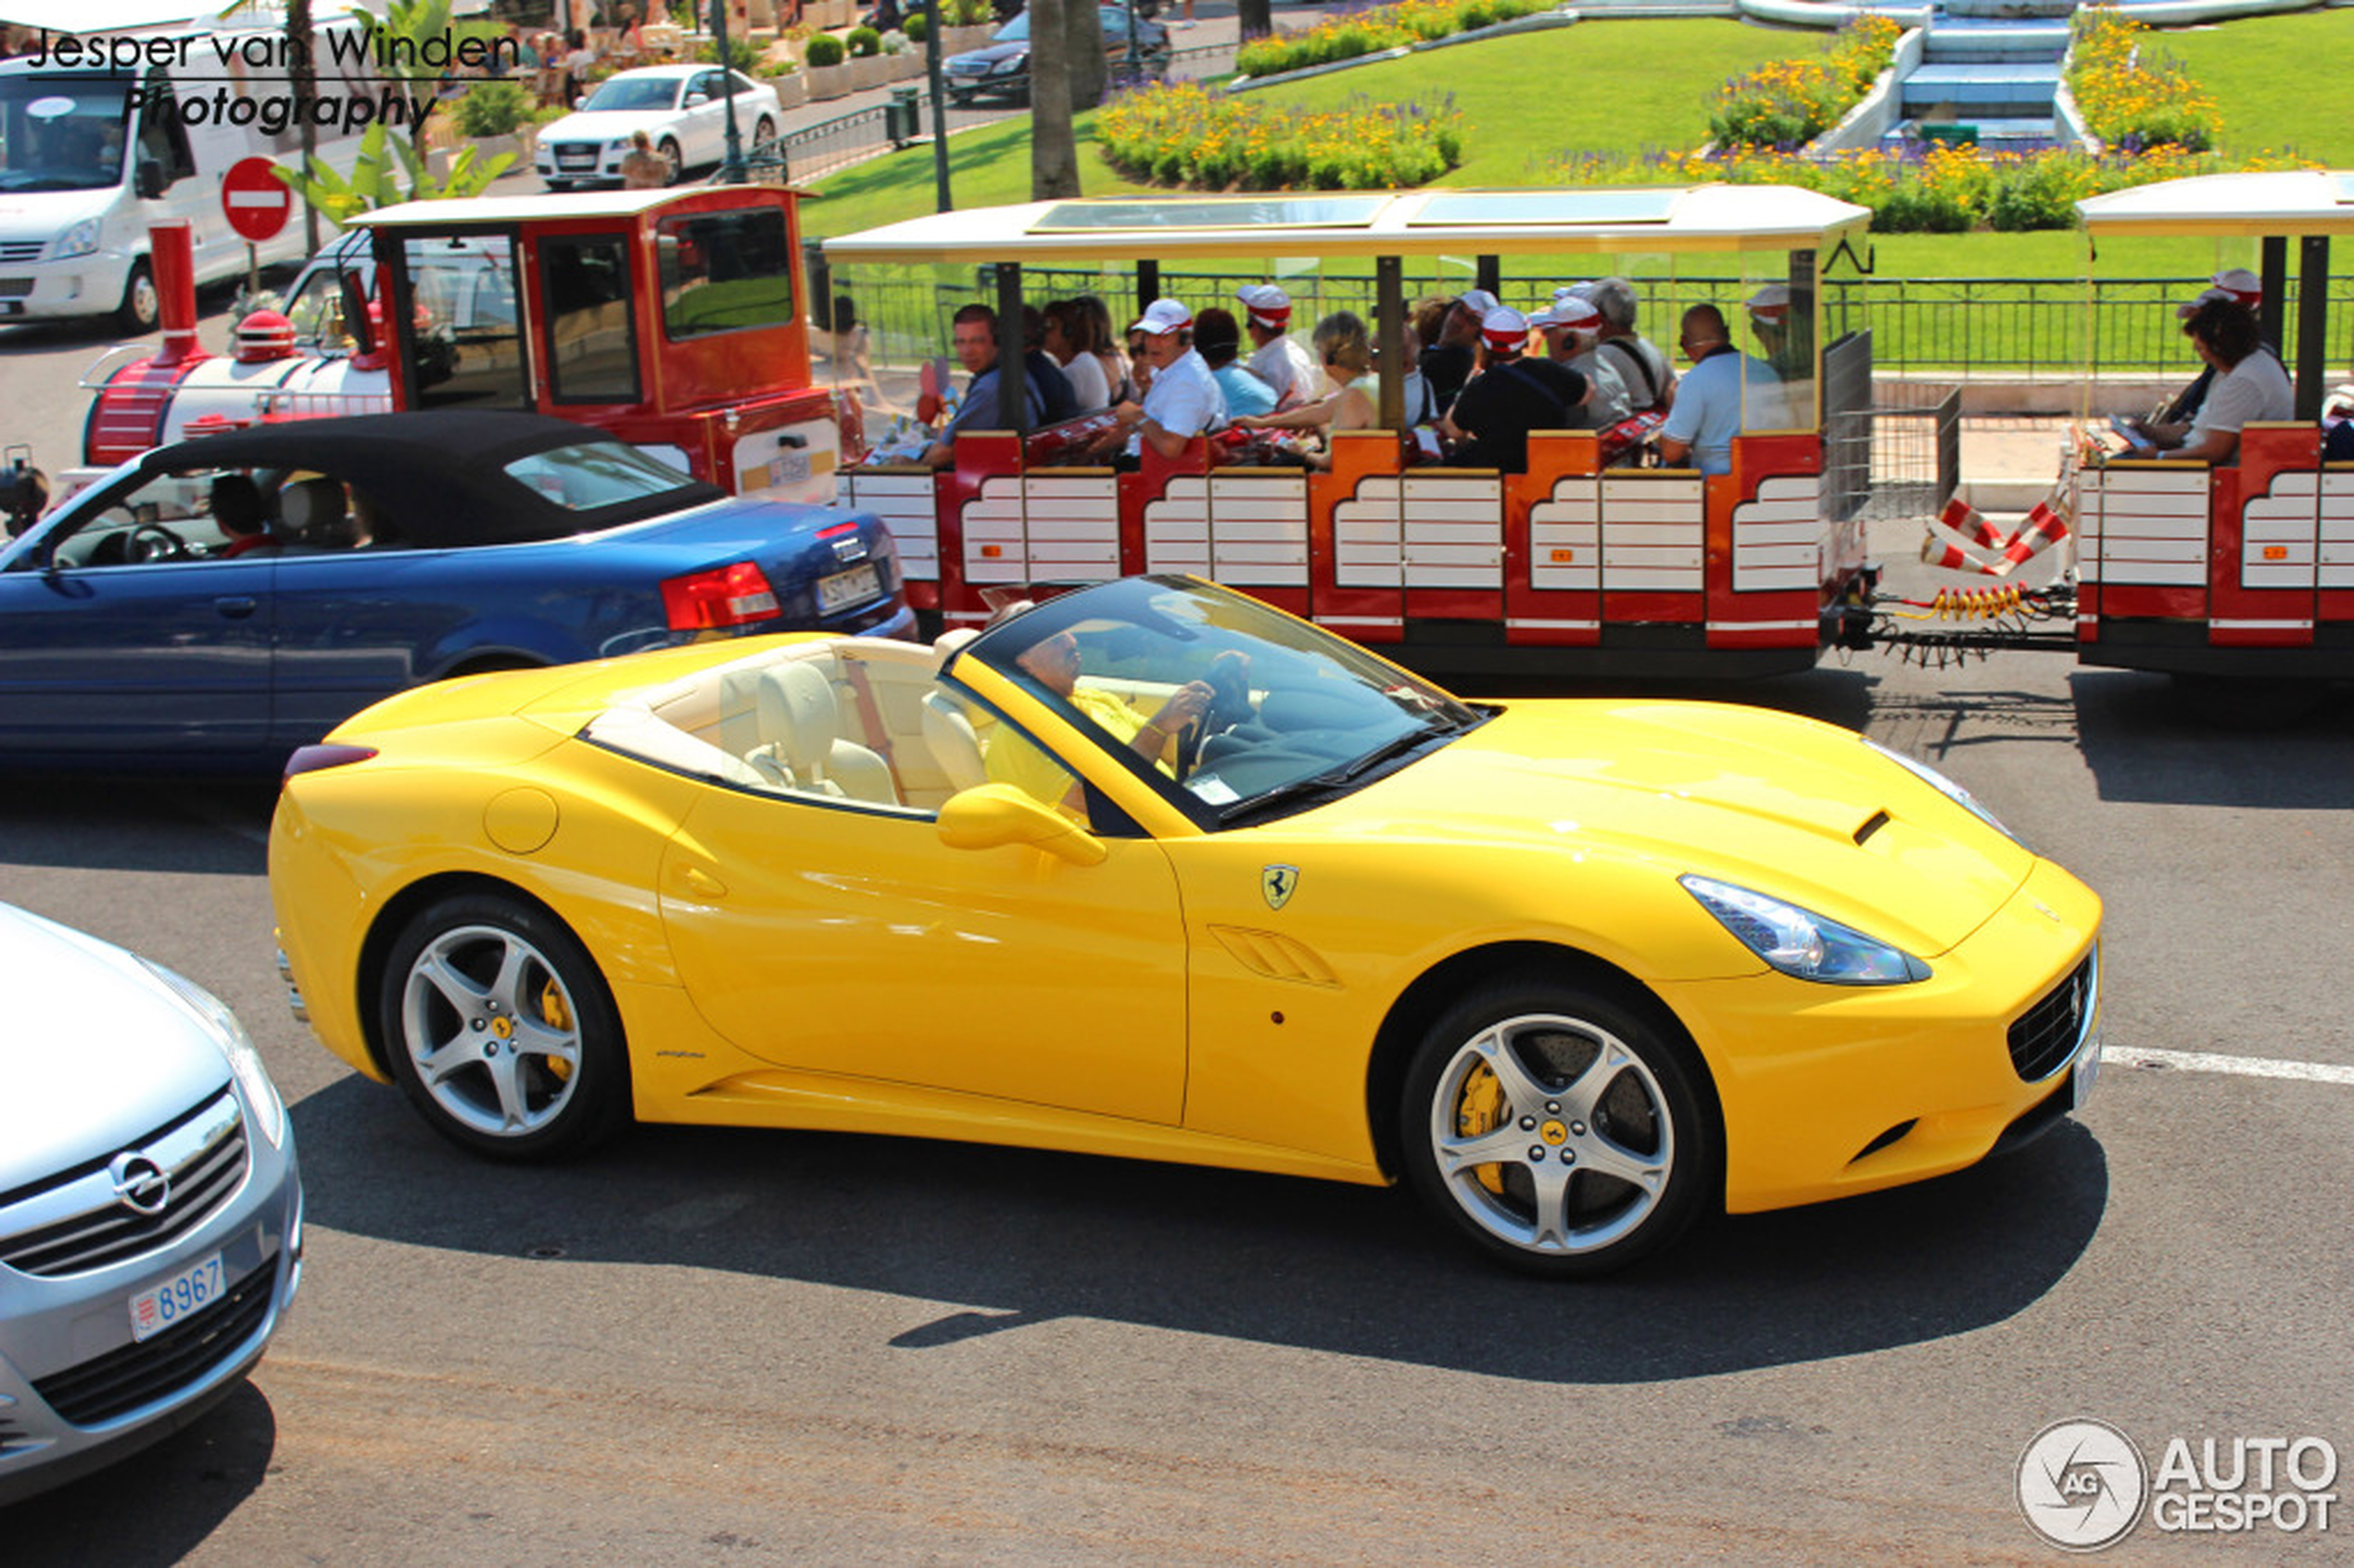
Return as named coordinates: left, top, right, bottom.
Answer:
left=551, top=144, right=599, bottom=167
left=0, top=241, right=42, bottom=263
left=0, top=1094, right=249, bottom=1277
left=31, top=1263, right=275, bottom=1427
left=0, top=277, right=32, bottom=297
left=2008, top=949, right=2097, bottom=1082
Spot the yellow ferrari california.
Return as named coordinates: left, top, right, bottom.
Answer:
left=270, top=575, right=2103, bottom=1276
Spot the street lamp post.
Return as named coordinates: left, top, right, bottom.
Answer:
left=924, top=0, right=953, bottom=210
left=711, top=0, right=747, bottom=183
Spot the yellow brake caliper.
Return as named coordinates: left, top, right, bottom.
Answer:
left=539, top=979, right=575, bottom=1081
left=1457, top=1061, right=1509, bottom=1196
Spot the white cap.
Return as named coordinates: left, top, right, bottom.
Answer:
left=1129, top=297, right=1193, bottom=336
left=1235, top=283, right=1293, bottom=330
left=2212, top=267, right=2261, bottom=303
left=1551, top=282, right=1593, bottom=303
left=1480, top=306, right=1530, bottom=351
left=1746, top=284, right=1791, bottom=322
left=1532, top=297, right=1603, bottom=335
left=1456, top=288, right=1501, bottom=317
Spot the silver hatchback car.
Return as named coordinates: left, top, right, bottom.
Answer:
left=0, top=904, right=302, bottom=1505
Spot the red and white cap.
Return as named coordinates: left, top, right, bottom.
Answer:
left=1480, top=306, right=1531, bottom=352
left=1129, top=297, right=1194, bottom=336
left=1746, top=283, right=1791, bottom=323
left=1235, top=283, right=1292, bottom=331
left=2182, top=266, right=2262, bottom=316
left=1532, top=297, right=1602, bottom=335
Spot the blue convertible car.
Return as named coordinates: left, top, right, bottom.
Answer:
left=0, top=411, right=913, bottom=771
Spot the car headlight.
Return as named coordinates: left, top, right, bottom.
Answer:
left=1680, top=875, right=1930, bottom=986
left=1861, top=736, right=2023, bottom=849
left=140, top=958, right=288, bottom=1147
left=54, top=218, right=101, bottom=260
left=993, top=53, right=1027, bottom=72
left=608, top=137, right=634, bottom=154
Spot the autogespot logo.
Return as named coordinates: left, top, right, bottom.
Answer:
left=2019, top=1420, right=2148, bottom=1551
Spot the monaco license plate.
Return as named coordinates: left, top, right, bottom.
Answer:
left=2071, top=1035, right=2103, bottom=1108
left=130, top=1252, right=225, bottom=1342
left=817, top=562, right=881, bottom=614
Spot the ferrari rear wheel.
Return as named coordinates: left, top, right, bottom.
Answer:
left=379, top=892, right=629, bottom=1159
left=1400, top=979, right=1713, bottom=1277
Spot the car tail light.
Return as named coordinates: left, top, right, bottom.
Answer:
left=662, top=561, right=780, bottom=630
left=284, top=743, right=378, bottom=781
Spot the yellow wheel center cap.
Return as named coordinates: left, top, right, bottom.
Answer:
left=1540, top=1120, right=1568, bottom=1145
left=492, top=1017, right=514, bottom=1040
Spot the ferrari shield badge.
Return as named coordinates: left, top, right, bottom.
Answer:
left=1261, top=865, right=1299, bottom=911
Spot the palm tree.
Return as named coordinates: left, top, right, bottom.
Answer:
left=1238, top=0, right=1273, bottom=43
left=1030, top=0, right=1080, bottom=198
left=1066, top=0, right=1107, bottom=111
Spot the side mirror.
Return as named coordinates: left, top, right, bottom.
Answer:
left=937, top=783, right=1107, bottom=866
left=340, top=272, right=376, bottom=357
left=685, top=90, right=710, bottom=106
left=133, top=158, right=168, bottom=200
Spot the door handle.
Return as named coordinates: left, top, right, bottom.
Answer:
left=680, top=866, right=728, bottom=898
left=213, top=596, right=259, bottom=618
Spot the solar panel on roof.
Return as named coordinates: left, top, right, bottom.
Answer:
left=1409, top=190, right=1683, bottom=227
left=1029, top=197, right=1389, bottom=233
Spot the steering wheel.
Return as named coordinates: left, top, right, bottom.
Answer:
left=126, top=523, right=186, bottom=563
left=1176, top=656, right=1255, bottom=780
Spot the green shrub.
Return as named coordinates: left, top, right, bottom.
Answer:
left=1707, top=14, right=1901, bottom=148
left=945, top=0, right=993, bottom=23
left=904, top=10, right=928, bottom=41
left=806, top=32, right=846, bottom=67
left=1097, top=82, right=1467, bottom=192
left=1235, top=0, right=1545, bottom=80
left=454, top=78, right=532, bottom=138
left=847, top=25, right=882, bottom=57
left=695, top=34, right=762, bottom=71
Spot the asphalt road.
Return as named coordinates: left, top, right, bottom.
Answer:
left=2, top=527, right=2351, bottom=1560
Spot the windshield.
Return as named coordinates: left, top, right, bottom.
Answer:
left=992, top=13, right=1030, bottom=41
left=964, top=576, right=1485, bottom=828
left=0, top=76, right=131, bottom=192
left=581, top=76, right=681, bottom=112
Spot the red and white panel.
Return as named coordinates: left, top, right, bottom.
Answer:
left=2321, top=470, right=2354, bottom=590
left=2241, top=470, right=2319, bottom=590
left=1209, top=473, right=1310, bottom=587
left=961, top=474, right=1031, bottom=583
left=1528, top=474, right=1601, bottom=593
left=842, top=470, right=940, bottom=584
left=1729, top=474, right=1825, bottom=592
left=2082, top=466, right=2207, bottom=587
left=1601, top=473, right=1703, bottom=592
left=1402, top=474, right=1502, bottom=588
left=1142, top=475, right=1211, bottom=576
left=1020, top=473, right=1121, bottom=581
left=1334, top=475, right=1404, bottom=588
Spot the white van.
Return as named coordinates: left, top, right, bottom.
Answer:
left=0, top=16, right=378, bottom=330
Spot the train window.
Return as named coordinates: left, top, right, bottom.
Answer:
left=656, top=208, right=794, bottom=341
left=538, top=234, right=639, bottom=404
left=403, top=235, right=530, bottom=411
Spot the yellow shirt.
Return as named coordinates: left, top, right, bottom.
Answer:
left=986, top=687, right=1160, bottom=810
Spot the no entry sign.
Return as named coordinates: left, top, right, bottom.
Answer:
left=221, top=157, right=293, bottom=245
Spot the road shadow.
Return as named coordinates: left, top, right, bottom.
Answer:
left=1, top=1382, right=277, bottom=1562
left=2069, top=668, right=2354, bottom=809
left=0, top=779, right=274, bottom=875
left=293, top=1078, right=2107, bottom=1385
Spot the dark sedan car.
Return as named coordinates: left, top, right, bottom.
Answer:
left=0, top=411, right=914, bottom=772
left=943, top=5, right=1169, bottom=105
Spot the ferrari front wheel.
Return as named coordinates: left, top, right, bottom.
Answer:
left=379, top=892, right=629, bottom=1159
left=1400, top=980, right=1714, bottom=1277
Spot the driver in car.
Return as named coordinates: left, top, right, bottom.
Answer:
left=987, top=628, right=1228, bottom=813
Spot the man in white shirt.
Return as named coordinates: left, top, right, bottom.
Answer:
left=1531, top=296, right=1630, bottom=429
left=1237, top=284, right=1319, bottom=410
left=1110, top=298, right=1227, bottom=462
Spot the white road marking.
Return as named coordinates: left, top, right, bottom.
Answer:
left=2107, top=1044, right=2354, bottom=1086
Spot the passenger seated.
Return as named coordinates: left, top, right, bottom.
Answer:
left=2149, top=297, right=2293, bottom=465
left=986, top=628, right=1217, bottom=813
left=209, top=474, right=275, bottom=557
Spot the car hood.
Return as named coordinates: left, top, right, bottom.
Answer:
left=947, top=43, right=1027, bottom=67
left=1291, top=700, right=2036, bottom=957
left=538, top=108, right=684, bottom=141
left=0, top=186, right=117, bottom=238
left=0, top=905, right=233, bottom=1188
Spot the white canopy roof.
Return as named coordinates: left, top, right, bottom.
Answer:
left=2077, top=171, right=2354, bottom=238
left=822, top=186, right=1873, bottom=265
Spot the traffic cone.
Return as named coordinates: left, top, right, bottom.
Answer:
left=1939, top=496, right=2010, bottom=551
left=1997, top=499, right=2070, bottom=574
left=1921, top=534, right=2006, bottom=575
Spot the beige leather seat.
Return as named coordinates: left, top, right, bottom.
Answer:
left=919, top=689, right=986, bottom=792
left=747, top=662, right=898, bottom=804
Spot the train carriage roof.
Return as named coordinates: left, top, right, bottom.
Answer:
left=2077, top=171, right=2354, bottom=238
left=821, top=186, right=1872, bottom=265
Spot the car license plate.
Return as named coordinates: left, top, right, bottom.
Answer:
left=765, top=449, right=812, bottom=488
left=817, top=562, right=881, bottom=614
left=130, top=1252, right=225, bottom=1342
left=2071, top=1035, right=2102, bottom=1108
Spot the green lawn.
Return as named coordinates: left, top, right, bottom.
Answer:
left=2164, top=9, right=2354, bottom=164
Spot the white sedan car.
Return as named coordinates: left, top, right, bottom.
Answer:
left=535, top=65, right=782, bottom=189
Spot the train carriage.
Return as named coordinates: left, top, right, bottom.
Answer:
left=824, top=186, right=1875, bottom=680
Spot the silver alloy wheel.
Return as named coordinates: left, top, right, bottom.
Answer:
left=1427, top=1011, right=1675, bottom=1256
left=122, top=266, right=158, bottom=332
left=399, top=922, right=585, bottom=1139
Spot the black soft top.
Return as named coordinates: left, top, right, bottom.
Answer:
left=144, top=411, right=728, bottom=548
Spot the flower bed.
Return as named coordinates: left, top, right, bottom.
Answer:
left=1097, top=82, right=1464, bottom=191
left=1707, top=14, right=1900, bottom=149
left=2068, top=6, right=2219, bottom=153
left=1234, top=0, right=1550, bottom=82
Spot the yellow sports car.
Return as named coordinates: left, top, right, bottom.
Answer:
left=270, top=575, right=2102, bottom=1276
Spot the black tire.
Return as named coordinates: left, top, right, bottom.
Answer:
left=117, top=259, right=159, bottom=335
left=1398, top=976, right=1715, bottom=1277
left=378, top=891, right=631, bottom=1160
left=657, top=136, right=684, bottom=185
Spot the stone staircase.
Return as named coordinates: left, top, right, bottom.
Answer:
left=1884, top=13, right=2072, bottom=151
